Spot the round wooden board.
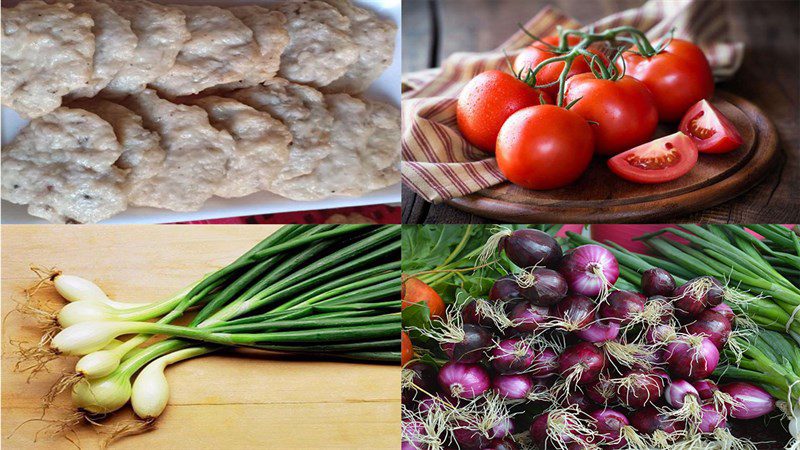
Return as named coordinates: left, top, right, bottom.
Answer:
left=446, top=91, right=781, bottom=223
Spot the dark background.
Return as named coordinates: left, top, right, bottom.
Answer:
left=402, top=0, right=800, bottom=225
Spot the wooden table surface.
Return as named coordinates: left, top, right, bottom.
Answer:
left=402, top=0, right=800, bottom=224
left=0, top=225, right=399, bottom=449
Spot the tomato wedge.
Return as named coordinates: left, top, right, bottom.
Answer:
left=679, top=100, right=743, bottom=154
left=608, top=132, right=699, bottom=184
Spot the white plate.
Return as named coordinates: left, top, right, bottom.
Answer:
left=0, top=0, right=401, bottom=224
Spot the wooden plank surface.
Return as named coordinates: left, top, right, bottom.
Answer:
left=0, top=225, right=399, bottom=449
left=401, top=0, right=800, bottom=224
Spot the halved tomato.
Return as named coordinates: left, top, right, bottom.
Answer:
left=608, top=132, right=698, bottom=184
left=679, top=99, right=743, bottom=154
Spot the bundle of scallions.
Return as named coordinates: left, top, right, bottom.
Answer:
left=566, top=224, right=800, bottom=448
left=16, top=224, right=400, bottom=439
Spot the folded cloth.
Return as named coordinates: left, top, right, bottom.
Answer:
left=401, top=0, right=745, bottom=203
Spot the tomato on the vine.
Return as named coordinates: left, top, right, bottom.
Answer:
left=514, top=35, right=602, bottom=97
left=564, top=73, right=658, bottom=156
left=679, top=99, right=743, bottom=154
left=496, top=105, right=594, bottom=190
left=456, top=70, right=549, bottom=153
left=401, top=277, right=445, bottom=319
left=608, top=132, right=698, bottom=183
left=401, top=331, right=413, bottom=366
left=618, top=39, right=714, bottom=122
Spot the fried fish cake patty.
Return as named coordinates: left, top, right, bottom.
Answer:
left=322, top=0, right=397, bottom=94
left=186, top=96, right=292, bottom=199
left=275, top=1, right=358, bottom=88
left=361, top=99, right=401, bottom=190
left=68, top=98, right=166, bottom=197
left=150, top=5, right=260, bottom=97
left=1, top=0, right=94, bottom=118
left=2, top=107, right=123, bottom=171
left=227, top=5, right=289, bottom=87
left=264, top=94, right=399, bottom=200
left=99, top=0, right=190, bottom=97
left=1, top=107, right=127, bottom=223
left=61, top=0, right=138, bottom=99
left=120, top=89, right=233, bottom=212
left=228, top=79, right=333, bottom=184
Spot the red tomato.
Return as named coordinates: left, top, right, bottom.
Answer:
left=608, top=132, right=698, bottom=184
left=619, top=39, right=714, bottom=122
left=514, top=35, right=600, bottom=97
left=679, top=99, right=743, bottom=154
left=456, top=70, right=549, bottom=153
left=564, top=73, right=659, bottom=156
left=401, top=331, right=413, bottom=366
left=401, top=277, right=445, bottom=319
left=496, top=105, right=594, bottom=190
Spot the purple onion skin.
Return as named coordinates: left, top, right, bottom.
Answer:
left=616, top=370, right=664, bottom=409
left=490, top=418, right=515, bottom=440
left=575, top=319, right=620, bottom=342
left=665, top=337, right=720, bottom=380
left=437, top=362, right=491, bottom=399
left=492, top=373, right=533, bottom=400
left=698, top=403, right=727, bottom=433
left=490, top=276, right=525, bottom=302
left=704, top=277, right=725, bottom=307
left=652, top=368, right=672, bottom=387
left=590, top=409, right=629, bottom=448
left=672, top=279, right=708, bottom=318
left=443, top=324, right=493, bottom=362
left=527, top=268, right=569, bottom=306
left=664, top=379, right=699, bottom=408
left=600, top=291, right=646, bottom=325
left=720, top=382, right=776, bottom=419
left=632, top=348, right=666, bottom=371
left=711, top=303, right=736, bottom=324
left=587, top=378, right=617, bottom=405
left=403, top=362, right=438, bottom=404
left=673, top=276, right=725, bottom=317
left=530, top=413, right=575, bottom=447
left=485, top=438, right=519, bottom=450
left=630, top=406, right=685, bottom=435
left=417, top=396, right=442, bottom=414
left=402, top=420, right=427, bottom=449
left=452, top=421, right=490, bottom=449
left=564, top=391, right=595, bottom=411
left=693, top=379, right=719, bottom=400
left=401, top=442, right=421, bottom=450
left=530, top=348, right=559, bottom=378
left=645, top=323, right=676, bottom=345
left=553, top=294, right=596, bottom=329
left=560, top=245, right=620, bottom=297
left=558, top=342, right=606, bottom=384
left=461, top=300, right=497, bottom=328
left=502, top=229, right=563, bottom=269
left=492, top=338, right=537, bottom=374
left=686, top=309, right=732, bottom=349
left=641, top=268, right=676, bottom=297
left=509, top=301, right=550, bottom=333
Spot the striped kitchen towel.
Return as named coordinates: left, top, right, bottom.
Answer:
left=402, top=0, right=745, bottom=203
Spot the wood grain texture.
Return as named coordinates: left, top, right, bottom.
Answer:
left=446, top=92, right=781, bottom=222
left=0, top=225, right=399, bottom=449
left=402, top=0, right=800, bottom=224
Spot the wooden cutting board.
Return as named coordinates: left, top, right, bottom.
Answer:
left=0, top=225, right=400, bottom=449
left=446, top=91, right=781, bottom=223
